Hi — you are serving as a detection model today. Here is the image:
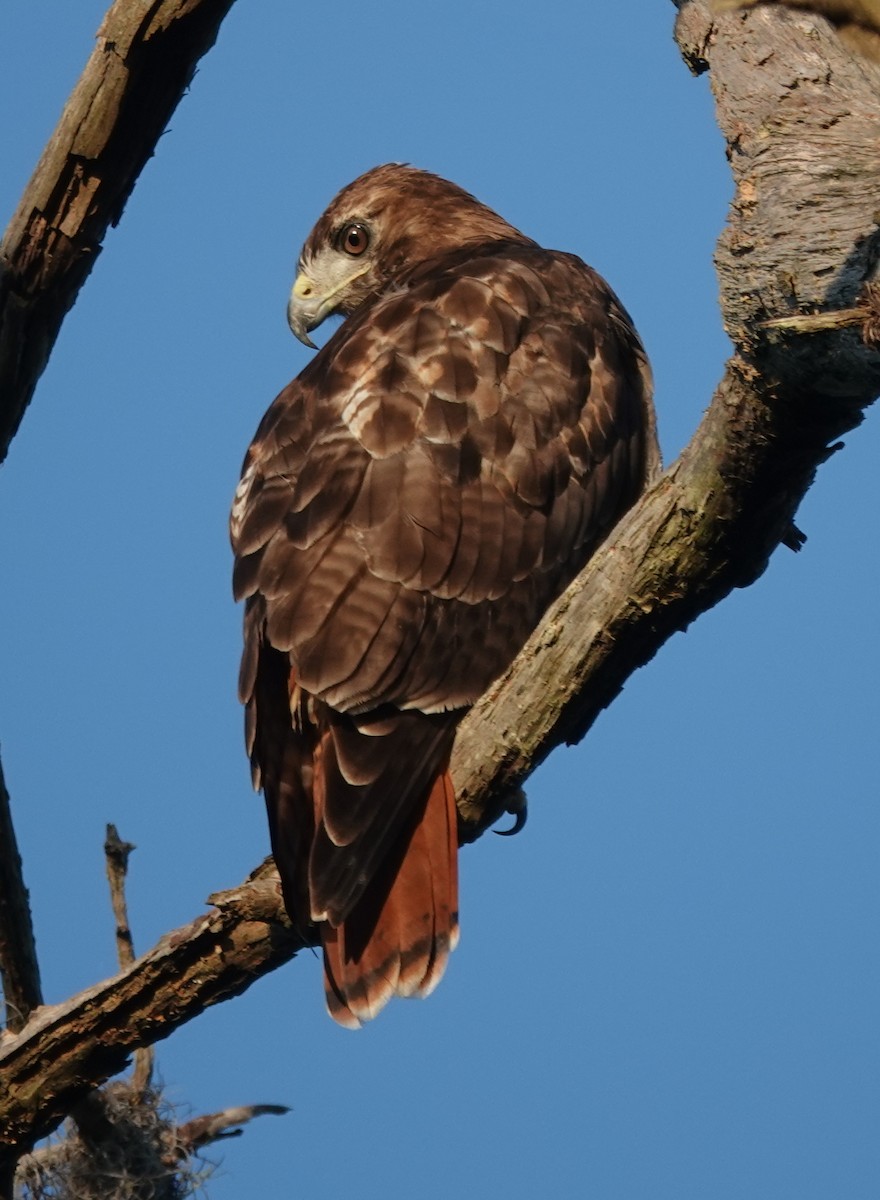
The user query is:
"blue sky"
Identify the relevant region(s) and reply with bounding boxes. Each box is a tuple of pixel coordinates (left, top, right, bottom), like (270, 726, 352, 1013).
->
(2, 2, 878, 1197)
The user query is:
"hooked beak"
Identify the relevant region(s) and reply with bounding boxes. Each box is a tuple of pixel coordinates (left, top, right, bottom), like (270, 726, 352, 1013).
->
(287, 272, 323, 349)
(287, 259, 373, 350)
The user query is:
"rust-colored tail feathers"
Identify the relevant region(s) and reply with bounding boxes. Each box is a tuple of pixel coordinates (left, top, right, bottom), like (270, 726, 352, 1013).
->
(321, 767, 459, 1028)
(252, 649, 462, 1028)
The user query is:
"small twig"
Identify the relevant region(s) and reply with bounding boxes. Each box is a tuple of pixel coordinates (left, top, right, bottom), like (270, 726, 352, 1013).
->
(0, 747, 43, 1034)
(173, 1104, 290, 1157)
(761, 306, 864, 332)
(104, 824, 136, 970)
(49, 831, 156, 1181)
(760, 282, 880, 344)
(103, 823, 153, 1097)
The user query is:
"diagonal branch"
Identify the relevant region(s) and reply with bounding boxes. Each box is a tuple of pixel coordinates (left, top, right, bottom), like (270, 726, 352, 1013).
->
(0, 0, 238, 465)
(2, 343, 877, 1148)
(459, 0, 880, 824)
(0, 861, 300, 1150)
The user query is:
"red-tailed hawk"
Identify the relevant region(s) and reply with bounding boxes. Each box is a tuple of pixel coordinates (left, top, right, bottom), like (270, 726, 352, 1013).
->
(231, 164, 658, 1027)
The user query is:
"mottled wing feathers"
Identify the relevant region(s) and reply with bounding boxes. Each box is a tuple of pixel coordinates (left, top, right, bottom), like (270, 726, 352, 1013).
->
(232, 228, 655, 1025)
(232, 244, 653, 717)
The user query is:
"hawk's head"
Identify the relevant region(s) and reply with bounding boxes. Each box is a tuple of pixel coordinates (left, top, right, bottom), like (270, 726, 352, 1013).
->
(287, 163, 529, 347)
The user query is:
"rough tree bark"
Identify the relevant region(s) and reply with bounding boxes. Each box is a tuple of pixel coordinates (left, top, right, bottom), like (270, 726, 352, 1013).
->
(0, 0, 236, 467)
(0, 0, 878, 1180)
(708, 0, 880, 61)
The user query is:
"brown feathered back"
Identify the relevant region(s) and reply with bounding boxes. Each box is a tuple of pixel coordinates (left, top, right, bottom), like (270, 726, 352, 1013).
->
(231, 165, 659, 1026)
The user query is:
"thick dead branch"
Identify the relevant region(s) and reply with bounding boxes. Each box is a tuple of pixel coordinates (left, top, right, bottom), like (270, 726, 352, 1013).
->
(0, 751, 42, 1035)
(0, 861, 299, 1149)
(0, 0, 238, 465)
(457, 3, 878, 832)
(3, 344, 877, 1146)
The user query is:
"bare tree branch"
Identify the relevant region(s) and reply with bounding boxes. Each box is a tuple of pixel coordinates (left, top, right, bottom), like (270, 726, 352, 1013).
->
(457, 2, 879, 827)
(104, 825, 137, 973)
(1, 861, 300, 1151)
(103, 825, 152, 1098)
(174, 1104, 290, 1154)
(0, 0, 238, 465)
(14, 1094, 289, 1198)
(0, 2, 238, 1181)
(0, 750, 43, 1036)
(7, 833, 289, 1197)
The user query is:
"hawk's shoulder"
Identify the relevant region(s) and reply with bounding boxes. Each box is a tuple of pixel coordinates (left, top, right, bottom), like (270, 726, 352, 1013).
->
(232, 240, 655, 715)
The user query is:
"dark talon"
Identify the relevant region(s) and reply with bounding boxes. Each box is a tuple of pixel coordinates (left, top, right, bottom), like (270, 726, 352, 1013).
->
(495, 804, 528, 837)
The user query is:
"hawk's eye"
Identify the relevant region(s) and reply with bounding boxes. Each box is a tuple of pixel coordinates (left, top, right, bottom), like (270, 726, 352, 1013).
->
(339, 223, 369, 257)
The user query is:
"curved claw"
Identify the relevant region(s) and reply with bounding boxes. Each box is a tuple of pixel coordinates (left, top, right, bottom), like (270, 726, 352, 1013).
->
(494, 791, 528, 837)
(495, 808, 528, 837)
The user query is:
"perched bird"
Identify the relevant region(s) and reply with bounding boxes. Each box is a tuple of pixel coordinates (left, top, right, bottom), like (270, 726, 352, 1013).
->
(230, 164, 659, 1027)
